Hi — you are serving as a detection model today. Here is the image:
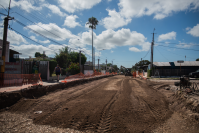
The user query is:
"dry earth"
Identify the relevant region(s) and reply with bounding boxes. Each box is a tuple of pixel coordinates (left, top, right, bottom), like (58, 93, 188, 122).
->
(0, 75, 198, 133)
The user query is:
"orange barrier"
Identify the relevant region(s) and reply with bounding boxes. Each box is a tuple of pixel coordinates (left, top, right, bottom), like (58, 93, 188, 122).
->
(0, 73, 43, 88)
(132, 72, 136, 78)
(61, 71, 118, 83)
(137, 71, 146, 80)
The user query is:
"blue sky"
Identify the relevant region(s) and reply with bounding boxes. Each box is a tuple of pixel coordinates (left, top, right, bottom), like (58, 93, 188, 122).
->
(0, 0, 199, 68)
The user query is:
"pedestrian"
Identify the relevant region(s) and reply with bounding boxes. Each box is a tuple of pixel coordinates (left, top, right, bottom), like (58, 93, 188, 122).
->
(54, 64, 62, 82)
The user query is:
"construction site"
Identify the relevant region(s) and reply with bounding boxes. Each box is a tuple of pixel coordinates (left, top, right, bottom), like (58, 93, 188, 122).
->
(0, 73, 199, 133)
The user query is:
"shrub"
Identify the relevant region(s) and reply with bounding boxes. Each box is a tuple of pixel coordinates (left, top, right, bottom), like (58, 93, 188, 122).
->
(69, 62, 80, 75)
(147, 69, 152, 77)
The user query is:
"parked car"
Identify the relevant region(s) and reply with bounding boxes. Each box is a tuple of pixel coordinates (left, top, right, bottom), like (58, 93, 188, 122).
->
(189, 70, 199, 78)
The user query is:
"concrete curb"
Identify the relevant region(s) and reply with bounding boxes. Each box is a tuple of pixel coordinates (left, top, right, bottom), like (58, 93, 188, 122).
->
(0, 75, 115, 110)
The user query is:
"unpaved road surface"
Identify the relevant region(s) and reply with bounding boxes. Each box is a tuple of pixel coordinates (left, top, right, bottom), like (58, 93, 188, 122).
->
(0, 75, 198, 133)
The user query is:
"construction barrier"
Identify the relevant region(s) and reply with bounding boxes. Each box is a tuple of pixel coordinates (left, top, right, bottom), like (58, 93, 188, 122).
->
(0, 73, 43, 88)
(137, 71, 147, 80)
(61, 71, 117, 83)
(132, 72, 136, 78)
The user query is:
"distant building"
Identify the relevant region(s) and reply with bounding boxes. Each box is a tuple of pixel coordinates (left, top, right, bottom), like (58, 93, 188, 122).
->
(148, 61, 199, 77)
(0, 39, 22, 62)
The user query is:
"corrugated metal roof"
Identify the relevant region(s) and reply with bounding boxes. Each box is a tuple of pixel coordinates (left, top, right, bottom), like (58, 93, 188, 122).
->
(153, 61, 199, 67)
(153, 62, 171, 66)
(174, 61, 199, 66)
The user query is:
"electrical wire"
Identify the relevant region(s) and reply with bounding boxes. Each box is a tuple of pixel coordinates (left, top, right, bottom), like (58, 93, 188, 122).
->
(157, 46, 197, 60)
(142, 48, 150, 59)
(9, 26, 55, 51)
(155, 44, 199, 51)
(14, 12, 61, 39)
(0, 4, 8, 13)
(156, 42, 199, 46)
(155, 47, 170, 62)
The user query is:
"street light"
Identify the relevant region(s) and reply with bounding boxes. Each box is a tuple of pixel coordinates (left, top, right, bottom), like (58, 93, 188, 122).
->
(98, 49, 105, 71)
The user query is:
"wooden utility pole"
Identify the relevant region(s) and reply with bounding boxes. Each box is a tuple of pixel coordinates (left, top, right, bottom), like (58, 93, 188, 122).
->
(150, 28, 156, 76)
(79, 51, 81, 73)
(1, 0, 13, 87)
(98, 59, 99, 72)
(106, 59, 107, 72)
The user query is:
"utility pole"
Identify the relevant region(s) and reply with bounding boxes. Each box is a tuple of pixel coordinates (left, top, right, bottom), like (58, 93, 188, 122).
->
(98, 59, 99, 72)
(79, 51, 81, 73)
(151, 28, 156, 76)
(106, 59, 107, 72)
(1, 0, 13, 87)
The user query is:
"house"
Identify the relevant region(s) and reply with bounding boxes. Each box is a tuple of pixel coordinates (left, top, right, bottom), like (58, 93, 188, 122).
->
(148, 61, 199, 77)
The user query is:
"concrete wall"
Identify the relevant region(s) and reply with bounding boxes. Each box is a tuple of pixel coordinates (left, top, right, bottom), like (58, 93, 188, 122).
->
(84, 70, 93, 75)
(101, 70, 106, 74)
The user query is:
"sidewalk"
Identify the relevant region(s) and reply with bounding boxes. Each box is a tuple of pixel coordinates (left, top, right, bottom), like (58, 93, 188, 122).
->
(0, 75, 108, 93)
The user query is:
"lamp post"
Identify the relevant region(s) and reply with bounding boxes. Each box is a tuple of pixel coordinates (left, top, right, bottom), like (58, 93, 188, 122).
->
(98, 49, 105, 72)
(112, 59, 115, 72)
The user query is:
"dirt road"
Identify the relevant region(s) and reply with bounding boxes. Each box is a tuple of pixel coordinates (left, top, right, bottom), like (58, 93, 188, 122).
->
(0, 75, 198, 133)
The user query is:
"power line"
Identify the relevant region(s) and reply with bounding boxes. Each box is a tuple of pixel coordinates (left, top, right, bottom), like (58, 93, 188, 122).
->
(155, 47, 170, 62)
(156, 42, 199, 46)
(157, 46, 197, 60)
(0, 4, 8, 13)
(155, 44, 199, 51)
(14, 19, 67, 47)
(14, 12, 61, 39)
(142, 48, 150, 59)
(9, 26, 55, 51)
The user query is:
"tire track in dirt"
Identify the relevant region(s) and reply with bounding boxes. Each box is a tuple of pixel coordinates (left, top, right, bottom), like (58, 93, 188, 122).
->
(95, 79, 123, 132)
(131, 78, 172, 128)
(61, 77, 123, 132)
(39, 79, 114, 125)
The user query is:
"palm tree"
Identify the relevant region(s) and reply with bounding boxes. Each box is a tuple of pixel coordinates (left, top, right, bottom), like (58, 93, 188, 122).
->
(86, 17, 99, 70)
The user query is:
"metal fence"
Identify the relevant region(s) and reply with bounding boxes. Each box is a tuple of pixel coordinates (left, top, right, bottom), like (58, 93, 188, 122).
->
(154, 69, 197, 77)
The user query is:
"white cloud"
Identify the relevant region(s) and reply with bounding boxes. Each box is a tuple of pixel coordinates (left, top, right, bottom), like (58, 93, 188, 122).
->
(101, 0, 199, 29)
(111, 50, 114, 53)
(12, 44, 65, 58)
(118, 0, 198, 19)
(101, 9, 131, 29)
(27, 23, 76, 41)
(0, 28, 27, 45)
(186, 24, 199, 37)
(44, 4, 67, 17)
(57, 0, 101, 13)
(39, 40, 50, 44)
(11, 0, 42, 12)
(158, 31, 176, 41)
(70, 28, 151, 52)
(63, 15, 81, 28)
(176, 41, 196, 48)
(30, 36, 38, 42)
(129, 47, 141, 52)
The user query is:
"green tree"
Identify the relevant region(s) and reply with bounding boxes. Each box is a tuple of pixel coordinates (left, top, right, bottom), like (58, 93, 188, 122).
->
(113, 65, 118, 72)
(69, 51, 87, 65)
(107, 63, 112, 67)
(35, 52, 41, 57)
(55, 46, 71, 69)
(86, 17, 99, 69)
(135, 60, 151, 67)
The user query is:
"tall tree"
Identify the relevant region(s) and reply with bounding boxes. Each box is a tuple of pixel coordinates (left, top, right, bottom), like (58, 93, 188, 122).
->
(69, 51, 87, 65)
(35, 52, 41, 57)
(86, 17, 99, 70)
(55, 46, 71, 69)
